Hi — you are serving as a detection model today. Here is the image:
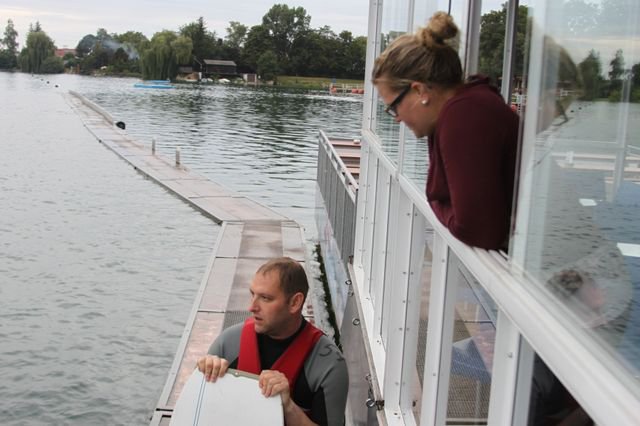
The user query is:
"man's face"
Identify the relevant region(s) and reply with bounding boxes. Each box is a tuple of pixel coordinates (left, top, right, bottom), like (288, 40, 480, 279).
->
(248, 270, 296, 339)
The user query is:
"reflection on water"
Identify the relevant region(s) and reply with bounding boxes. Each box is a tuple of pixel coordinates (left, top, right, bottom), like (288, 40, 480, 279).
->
(0, 73, 362, 425)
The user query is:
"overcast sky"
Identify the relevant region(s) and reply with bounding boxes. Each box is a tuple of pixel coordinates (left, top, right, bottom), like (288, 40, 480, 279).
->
(0, 1, 370, 49)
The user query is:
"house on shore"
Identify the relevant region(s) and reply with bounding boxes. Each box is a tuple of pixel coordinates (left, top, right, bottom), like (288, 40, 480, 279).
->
(203, 60, 237, 78)
(55, 48, 76, 58)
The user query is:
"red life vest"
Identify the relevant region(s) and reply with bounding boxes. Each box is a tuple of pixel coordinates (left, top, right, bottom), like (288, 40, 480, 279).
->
(237, 317, 323, 390)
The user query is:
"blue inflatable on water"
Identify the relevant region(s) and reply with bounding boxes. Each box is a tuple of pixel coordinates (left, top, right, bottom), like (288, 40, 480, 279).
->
(134, 80, 174, 89)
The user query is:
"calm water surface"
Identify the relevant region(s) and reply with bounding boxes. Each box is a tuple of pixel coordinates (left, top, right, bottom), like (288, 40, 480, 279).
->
(0, 72, 362, 425)
(64, 73, 362, 236)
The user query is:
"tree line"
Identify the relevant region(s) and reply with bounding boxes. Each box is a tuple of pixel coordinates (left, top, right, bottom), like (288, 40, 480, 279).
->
(478, 2, 640, 102)
(0, 4, 367, 82)
(4, 0, 638, 100)
(0, 20, 65, 73)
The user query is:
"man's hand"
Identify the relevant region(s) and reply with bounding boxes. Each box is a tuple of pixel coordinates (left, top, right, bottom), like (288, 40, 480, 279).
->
(196, 355, 229, 382)
(259, 370, 318, 425)
(259, 370, 291, 407)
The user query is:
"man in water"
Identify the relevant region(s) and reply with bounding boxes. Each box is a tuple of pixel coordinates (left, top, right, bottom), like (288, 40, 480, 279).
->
(196, 257, 348, 426)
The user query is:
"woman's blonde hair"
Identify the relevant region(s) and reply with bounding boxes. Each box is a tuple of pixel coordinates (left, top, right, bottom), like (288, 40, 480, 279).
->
(372, 11, 462, 90)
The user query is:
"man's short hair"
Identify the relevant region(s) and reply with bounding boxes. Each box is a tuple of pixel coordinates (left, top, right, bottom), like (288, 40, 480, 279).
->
(257, 257, 309, 300)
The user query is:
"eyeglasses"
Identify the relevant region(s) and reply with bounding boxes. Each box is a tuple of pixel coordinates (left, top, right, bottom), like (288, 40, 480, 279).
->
(384, 85, 411, 118)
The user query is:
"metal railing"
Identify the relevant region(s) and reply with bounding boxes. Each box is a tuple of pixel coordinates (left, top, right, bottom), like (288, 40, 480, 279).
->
(317, 130, 359, 268)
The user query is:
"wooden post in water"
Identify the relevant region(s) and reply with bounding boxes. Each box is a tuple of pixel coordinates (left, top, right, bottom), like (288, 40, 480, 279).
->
(175, 147, 181, 166)
(152, 137, 156, 155)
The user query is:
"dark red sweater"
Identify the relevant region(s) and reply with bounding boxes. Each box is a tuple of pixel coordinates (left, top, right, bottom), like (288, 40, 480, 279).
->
(426, 77, 519, 250)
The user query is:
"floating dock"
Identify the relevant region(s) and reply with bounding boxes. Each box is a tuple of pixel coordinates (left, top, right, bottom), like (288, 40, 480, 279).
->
(65, 91, 315, 425)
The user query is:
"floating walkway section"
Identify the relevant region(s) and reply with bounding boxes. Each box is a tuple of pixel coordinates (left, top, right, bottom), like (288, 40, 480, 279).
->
(65, 91, 313, 425)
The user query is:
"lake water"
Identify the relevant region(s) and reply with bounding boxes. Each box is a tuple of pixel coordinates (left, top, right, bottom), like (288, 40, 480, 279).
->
(0, 72, 363, 425)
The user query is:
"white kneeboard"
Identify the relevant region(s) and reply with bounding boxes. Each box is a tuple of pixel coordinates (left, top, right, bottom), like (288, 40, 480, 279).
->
(170, 369, 284, 426)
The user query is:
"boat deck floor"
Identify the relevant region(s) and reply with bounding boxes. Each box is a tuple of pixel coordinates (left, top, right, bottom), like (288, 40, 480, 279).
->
(65, 92, 313, 425)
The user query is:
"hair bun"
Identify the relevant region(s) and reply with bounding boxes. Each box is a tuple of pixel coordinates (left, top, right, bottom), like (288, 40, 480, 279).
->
(419, 11, 458, 47)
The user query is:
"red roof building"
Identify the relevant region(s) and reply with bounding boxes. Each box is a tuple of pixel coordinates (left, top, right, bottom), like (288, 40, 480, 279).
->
(54, 48, 76, 58)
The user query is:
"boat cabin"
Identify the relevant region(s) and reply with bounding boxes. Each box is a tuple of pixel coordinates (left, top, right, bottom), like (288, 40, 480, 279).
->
(316, 0, 640, 425)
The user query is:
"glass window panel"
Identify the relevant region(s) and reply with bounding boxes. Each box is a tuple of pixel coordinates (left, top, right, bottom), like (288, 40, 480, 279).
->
(362, 155, 379, 298)
(374, 0, 411, 163)
(414, 0, 468, 69)
(518, 0, 640, 389)
(401, 0, 469, 194)
(401, 134, 430, 192)
(371, 169, 391, 341)
(445, 252, 496, 424)
(527, 349, 594, 425)
(478, 1, 508, 86)
(402, 226, 435, 423)
(510, 1, 533, 116)
(381, 180, 400, 347)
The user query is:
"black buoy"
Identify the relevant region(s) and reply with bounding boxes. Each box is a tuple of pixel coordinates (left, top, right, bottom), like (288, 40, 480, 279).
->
(115, 121, 126, 130)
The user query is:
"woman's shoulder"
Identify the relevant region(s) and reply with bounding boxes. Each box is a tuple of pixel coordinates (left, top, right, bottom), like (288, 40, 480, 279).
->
(444, 78, 514, 118)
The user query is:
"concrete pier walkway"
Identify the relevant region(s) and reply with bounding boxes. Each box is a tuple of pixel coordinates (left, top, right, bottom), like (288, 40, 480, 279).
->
(65, 92, 313, 425)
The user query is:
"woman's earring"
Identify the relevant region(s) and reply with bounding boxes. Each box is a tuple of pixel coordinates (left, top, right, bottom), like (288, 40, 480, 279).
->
(421, 99, 429, 105)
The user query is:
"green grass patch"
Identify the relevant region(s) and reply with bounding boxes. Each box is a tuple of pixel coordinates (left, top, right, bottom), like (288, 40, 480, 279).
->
(277, 75, 364, 90)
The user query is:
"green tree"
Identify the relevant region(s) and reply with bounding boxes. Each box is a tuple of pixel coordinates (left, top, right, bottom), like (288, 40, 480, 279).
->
(631, 62, 640, 87)
(608, 49, 625, 98)
(0, 19, 19, 69)
(0, 50, 16, 68)
(76, 34, 97, 58)
(256, 50, 279, 81)
(29, 21, 42, 33)
(114, 31, 149, 58)
(113, 47, 129, 63)
(96, 28, 111, 42)
(630, 62, 640, 102)
(171, 36, 194, 64)
(347, 36, 367, 78)
(3, 19, 18, 55)
(221, 21, 248, 65)
(225, 21, 248, 50)
(333, 30, 367, 78)
(261, 4, 311, 70)
(140, 31, 192, 80)
(609, 49, 625, 81)
(20, 26, 56, 73)
(578, 50, 603, 100)
(40, 55, 64, 73)
(479, 5, 528, 83)
(180, 17, 218, 64)
(289, 27, 334, 76)
(243, 24, 274, 70)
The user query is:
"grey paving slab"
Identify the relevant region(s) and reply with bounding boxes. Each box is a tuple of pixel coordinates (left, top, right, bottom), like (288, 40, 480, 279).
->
(165, 179, 237, 199)
(189, 196, 286, 222)
(144, 164, 197, 181)
(167, 311, 225, 407)
(213, 223, 244, 258)
(186, 197, 241, 223)
(107, 143, 153, 158)
(199, 257, 238, 312)
(238, 222, 284, 258)
(282, 221, 306, 261)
